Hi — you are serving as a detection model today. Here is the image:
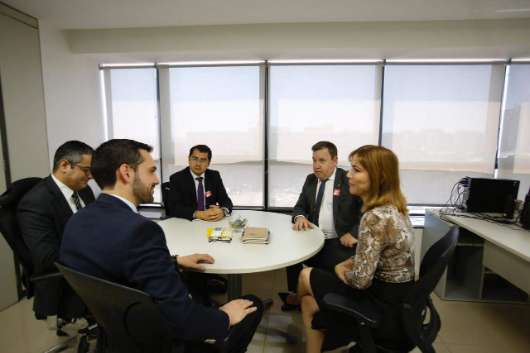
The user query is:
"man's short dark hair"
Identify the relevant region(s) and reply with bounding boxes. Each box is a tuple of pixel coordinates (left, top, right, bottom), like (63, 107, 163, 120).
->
(312, 141, 337, 159)
(189, 145, 212, 161)
(91, 139, 153, 189)
(52, 140, 93, 171)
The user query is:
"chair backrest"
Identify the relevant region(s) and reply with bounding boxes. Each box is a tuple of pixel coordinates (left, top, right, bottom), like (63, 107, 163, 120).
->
(56, 263, 177, 353)
(401, 227, 459, 353)
(418, 226, 459, 292)
(0, 177, 42, 296)
(161, 181, 173, 217)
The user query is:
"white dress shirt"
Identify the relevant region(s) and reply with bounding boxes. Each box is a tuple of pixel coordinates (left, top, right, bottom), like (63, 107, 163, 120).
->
(189, 169, 230, 216)
(51, 174, 85, 213)
(190, 170, 206, 206)
(316, 168, 338, 239)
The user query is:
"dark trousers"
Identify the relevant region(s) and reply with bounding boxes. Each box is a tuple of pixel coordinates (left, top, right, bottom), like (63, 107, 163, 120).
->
(181, 272, 223, 305)
(286, 238, 355, 292)
(183, 295, 264, 353)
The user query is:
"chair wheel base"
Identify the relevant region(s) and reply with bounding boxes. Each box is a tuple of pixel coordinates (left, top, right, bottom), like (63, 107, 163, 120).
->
(77, 336, 89, 353)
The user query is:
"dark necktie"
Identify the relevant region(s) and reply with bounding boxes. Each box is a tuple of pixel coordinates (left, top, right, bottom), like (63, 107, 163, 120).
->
(312, 179, 328, 226)
(72, 192, 82, 211)
(196, 177, 205, 211)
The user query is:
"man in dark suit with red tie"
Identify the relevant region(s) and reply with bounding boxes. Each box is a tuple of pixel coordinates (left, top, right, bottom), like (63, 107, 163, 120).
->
(165, 145, 233, 221)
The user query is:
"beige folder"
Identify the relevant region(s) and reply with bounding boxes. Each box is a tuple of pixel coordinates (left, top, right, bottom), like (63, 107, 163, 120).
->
(241, 227, 270, 244)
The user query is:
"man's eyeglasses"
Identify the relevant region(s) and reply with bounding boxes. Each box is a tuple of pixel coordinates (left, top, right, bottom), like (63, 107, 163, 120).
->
(190, 156, 209, 164)
(74, 164, 91, 174)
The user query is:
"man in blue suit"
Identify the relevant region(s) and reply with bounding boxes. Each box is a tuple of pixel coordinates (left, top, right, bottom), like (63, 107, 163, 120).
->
(60, 139, 262, 352)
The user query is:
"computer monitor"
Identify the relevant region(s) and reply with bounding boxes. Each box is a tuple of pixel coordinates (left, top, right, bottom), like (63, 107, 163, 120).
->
(463, 178, 520, 218)
(521, 187, 530, 229)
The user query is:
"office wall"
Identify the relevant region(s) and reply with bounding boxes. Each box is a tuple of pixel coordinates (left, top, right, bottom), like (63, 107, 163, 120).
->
(66, 19, 530, 58)
(0, 13, 49, 179)
(0, 9, 49, 309)
(0, 130, 12, 310)
(39, 22, 104, 163)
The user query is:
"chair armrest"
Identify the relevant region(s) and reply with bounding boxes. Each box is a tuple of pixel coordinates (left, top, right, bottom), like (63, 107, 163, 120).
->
(322, 293, 382, 328)
(31, 272, 62, 282)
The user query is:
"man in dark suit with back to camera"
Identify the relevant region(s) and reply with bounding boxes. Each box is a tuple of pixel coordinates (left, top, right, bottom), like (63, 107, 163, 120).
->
(17, 140, 95, 319)
(279, 141, 362, 311)
(166, 144, 233, 221)
(60, 139, 262, 353)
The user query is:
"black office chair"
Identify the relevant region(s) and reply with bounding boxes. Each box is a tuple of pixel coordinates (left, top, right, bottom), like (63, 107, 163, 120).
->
(318, 227, 459, 353)
(161, 181, 174, 218)
(0, 177, 42, 298)
(0, 177, 98, 353)
(56, 263, 180, 353)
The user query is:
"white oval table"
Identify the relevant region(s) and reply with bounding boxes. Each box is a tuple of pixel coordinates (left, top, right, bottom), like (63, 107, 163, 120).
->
(158, 210, 325, 299)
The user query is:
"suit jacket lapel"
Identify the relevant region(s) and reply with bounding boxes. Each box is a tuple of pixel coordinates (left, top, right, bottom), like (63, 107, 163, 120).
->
(308, 175, 318, 218)
(332, 168, 343, 218)
(78, 186, 95, 205)
(185, 167, 198, 209)
(203, 170, 209, 197)
(204, 169, 214, 205)
(45, 176, 73, 230)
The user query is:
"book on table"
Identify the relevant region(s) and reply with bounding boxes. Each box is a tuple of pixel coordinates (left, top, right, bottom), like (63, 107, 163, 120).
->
(241, 227, 270, 244)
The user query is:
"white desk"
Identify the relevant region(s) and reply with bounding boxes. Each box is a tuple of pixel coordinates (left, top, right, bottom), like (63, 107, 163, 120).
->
(158, 210, 325, 298)
(423, 211, 530, 302)
(442, 215, 530, 263)
(442, 214, 530, 296)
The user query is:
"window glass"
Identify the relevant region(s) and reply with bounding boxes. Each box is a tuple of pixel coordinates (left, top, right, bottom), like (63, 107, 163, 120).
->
(382, 64, 504, 204)
(107, 68, 161, 202)
(268, 65, 381, 207)
(161, 66, 263, 206)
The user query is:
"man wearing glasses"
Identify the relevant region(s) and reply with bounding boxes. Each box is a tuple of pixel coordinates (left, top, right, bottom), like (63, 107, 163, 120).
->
(18, 140, 95, 319)
(165, 144, 233, 221)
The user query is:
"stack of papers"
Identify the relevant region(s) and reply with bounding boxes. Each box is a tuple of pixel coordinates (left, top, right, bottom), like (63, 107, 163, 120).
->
(241, 227, 270, 244)
(207, 227, 232, 242)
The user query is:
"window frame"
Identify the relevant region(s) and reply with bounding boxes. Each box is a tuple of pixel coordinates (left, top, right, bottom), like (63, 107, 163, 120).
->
(100, 58, 521, 214)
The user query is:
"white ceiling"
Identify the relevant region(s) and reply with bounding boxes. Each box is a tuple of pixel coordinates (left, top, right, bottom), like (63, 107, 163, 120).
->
(4, 0, 530, 29)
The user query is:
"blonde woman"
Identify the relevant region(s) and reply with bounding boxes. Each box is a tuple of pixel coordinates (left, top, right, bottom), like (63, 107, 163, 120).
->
(297, 145, 416, 353)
